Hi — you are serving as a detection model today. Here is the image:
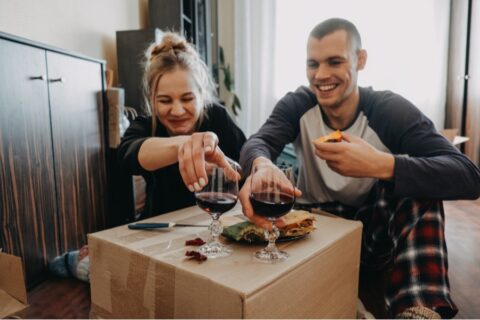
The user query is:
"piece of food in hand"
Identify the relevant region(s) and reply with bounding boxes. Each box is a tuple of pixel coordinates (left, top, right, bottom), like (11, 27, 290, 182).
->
(222, 210, 316, 242)
(315, 129, 343, 143)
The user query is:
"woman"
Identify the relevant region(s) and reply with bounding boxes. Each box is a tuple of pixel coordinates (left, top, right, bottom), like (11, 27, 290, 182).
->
(119, 32, 246, 217)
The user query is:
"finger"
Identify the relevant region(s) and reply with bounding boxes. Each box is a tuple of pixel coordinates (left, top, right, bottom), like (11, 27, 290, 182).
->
(312, 140, 345, 152)
(239, 179, 281, 232)
(239, 176, 254, 218)
(294, 187, 302, 198)
(314, 149, 341, 161)
(178, 144, 195, 192)
(204, 161, 216, 174)
(203, 132, 218, 154)
(227, 159, 243, 177)
(276, 177, 300, 201)
(224, 164, 241, 182)
(278, 182, 297, 196)
(208, 148, 241, 181)
(191, 134, 207, 190)
(340, 131, 355, 142)
(326, 160, 341, 173)
(249, 214, 274, 231)
(222, 156, 242, 182)
(182, 140, 201, 191)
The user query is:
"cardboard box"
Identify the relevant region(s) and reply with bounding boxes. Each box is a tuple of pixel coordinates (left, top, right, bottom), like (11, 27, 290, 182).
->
(89, 206, 362, 318)
(0, 252, 28, 318)
(440, 128, 470, 145)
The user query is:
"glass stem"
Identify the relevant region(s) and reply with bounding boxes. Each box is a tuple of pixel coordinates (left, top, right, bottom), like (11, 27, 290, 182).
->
(265, 224, 280, 252)
(210, 214, 222, 243)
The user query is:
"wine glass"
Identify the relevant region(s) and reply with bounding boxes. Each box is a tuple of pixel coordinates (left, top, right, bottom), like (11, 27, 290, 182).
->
(250, 164, 295, 263)
(195, 163, 239, 258)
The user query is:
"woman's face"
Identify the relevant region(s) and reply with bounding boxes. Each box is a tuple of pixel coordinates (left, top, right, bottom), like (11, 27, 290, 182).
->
(154, 68, 202, 135)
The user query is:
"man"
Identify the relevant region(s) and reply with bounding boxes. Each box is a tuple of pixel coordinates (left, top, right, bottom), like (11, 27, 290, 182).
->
(239, 18, 480, 319)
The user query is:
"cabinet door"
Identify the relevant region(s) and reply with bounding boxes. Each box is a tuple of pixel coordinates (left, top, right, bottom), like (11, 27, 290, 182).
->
(46, 51, 107, 251)
(0, 39, 60, 284)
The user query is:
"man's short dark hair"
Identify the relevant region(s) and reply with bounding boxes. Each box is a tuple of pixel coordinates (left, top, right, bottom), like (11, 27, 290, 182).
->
(309, 18, 362, 52)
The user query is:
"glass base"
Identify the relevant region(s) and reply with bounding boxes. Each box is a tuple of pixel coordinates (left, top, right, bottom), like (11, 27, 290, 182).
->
(254, 248, 289, 263)
(199, 241, 232, 258)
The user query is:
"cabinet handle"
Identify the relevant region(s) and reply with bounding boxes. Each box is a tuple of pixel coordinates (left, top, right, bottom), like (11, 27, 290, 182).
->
(30, 75, 46, 81)
(49, 77, 65, 83)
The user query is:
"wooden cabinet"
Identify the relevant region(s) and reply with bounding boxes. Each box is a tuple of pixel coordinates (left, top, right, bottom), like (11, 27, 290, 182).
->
(47, 51, 107, 249)
(0, 32, 107, 286)
(0, 37, 59, 286)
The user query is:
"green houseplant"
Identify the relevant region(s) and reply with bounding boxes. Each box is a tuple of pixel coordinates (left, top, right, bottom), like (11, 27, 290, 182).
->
(218, 46, 242, 116)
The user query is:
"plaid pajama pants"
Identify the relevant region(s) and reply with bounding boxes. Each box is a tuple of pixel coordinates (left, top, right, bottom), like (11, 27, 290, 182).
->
(296, 182, 458, 318)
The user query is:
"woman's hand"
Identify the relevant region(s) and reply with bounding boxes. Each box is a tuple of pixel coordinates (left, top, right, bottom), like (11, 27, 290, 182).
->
(178, 132, 240, 192)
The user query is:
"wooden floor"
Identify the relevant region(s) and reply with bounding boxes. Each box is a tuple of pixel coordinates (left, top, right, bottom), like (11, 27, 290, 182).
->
(27, 277, 91, 319)
(26, 199, 480, 319)
(443, 199, 480, 318)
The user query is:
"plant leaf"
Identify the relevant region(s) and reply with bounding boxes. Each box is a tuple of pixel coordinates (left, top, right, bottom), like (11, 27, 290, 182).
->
(233, 94, 241, 110)
(218, 46, 241, 115)
(219, 46, 225, 65)
(223, 66, 232, 90)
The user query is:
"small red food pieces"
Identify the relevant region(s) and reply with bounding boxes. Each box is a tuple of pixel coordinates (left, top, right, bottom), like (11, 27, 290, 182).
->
(185, 250, 207, 261)
(185, 238, 207, 261)
(185, 237, 206, 246)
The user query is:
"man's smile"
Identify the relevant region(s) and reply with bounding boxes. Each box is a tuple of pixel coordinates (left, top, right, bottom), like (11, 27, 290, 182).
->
(315, 83, 339, 92)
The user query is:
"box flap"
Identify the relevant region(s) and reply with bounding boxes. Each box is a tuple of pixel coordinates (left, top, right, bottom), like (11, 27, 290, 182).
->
(440, 128, 469, 145)
(0, 289, 28, 318)
(0, 252, 27, 304)
(440, 129, 458, 143)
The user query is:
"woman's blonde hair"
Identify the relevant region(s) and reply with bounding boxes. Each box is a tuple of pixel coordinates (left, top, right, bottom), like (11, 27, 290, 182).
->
(142, 32, 217, 134)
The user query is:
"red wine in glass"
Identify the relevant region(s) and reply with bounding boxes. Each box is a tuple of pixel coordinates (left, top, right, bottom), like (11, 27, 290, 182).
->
(250, 164, 296, 263)
(250, 192, 294, 219)
(195, 192, 237, 215)
(195, 164, 239, 258)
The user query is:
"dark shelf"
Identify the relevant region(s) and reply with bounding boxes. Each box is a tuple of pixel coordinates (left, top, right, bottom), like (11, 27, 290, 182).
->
(182, 13, 192, 24)
(117, 0, 218, 114)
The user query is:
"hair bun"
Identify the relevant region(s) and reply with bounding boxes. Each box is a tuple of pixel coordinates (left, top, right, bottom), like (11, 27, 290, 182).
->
(149, 33, 189, 60)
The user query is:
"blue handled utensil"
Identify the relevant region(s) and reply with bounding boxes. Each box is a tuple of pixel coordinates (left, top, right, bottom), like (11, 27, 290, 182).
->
(128, 222, 209, 230)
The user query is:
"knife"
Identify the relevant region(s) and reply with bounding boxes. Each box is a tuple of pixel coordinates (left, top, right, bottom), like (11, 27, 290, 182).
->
(128, 222, 209, 230)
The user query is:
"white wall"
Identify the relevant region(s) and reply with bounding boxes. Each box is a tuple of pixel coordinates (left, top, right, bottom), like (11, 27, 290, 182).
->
(218, 1, 450, 130)
(0, 0, 148, 85)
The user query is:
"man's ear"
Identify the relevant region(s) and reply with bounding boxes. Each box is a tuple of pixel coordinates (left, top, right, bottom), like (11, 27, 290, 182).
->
(356, 49, 367, 70)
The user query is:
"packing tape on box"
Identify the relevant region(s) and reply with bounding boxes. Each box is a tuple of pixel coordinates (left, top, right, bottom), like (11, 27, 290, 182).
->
(90, 233, 183, 318)
(90, 209, 218, 318)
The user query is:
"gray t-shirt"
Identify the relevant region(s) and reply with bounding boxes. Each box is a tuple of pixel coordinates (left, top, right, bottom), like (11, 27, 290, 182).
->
(295, 103, 390, 206)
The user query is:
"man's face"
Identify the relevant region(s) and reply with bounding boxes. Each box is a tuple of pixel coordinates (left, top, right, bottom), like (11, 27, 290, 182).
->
(306, 30, 364, 110)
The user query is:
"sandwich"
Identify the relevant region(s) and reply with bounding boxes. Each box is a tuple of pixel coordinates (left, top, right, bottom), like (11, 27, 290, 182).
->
(222, 210, 316, 243)
(281, 210, 317, 236)
(314, 129, 343, 143)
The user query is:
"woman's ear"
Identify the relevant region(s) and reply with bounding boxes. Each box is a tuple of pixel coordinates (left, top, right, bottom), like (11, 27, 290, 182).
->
(357, 49, 367, 70)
